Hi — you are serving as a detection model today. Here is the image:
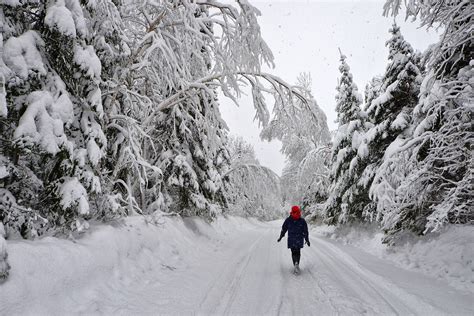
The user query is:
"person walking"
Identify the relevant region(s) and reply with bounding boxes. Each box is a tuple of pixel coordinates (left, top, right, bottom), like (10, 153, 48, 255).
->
(277, 205, 310, 274)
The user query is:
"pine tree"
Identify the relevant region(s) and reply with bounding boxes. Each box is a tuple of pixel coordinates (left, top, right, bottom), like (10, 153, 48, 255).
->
(325, 53, 368, 224)
(365, 24, 420, 126)
(152, 93, 230, 218)
(0, 0, 124, 236)
(83, 0, 137, 218)
(364, 75, 383, 110)
(361, 24, 422, 227)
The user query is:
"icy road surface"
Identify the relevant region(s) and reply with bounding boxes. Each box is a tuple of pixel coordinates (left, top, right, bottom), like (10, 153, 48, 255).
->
(1, 217, 473, 315)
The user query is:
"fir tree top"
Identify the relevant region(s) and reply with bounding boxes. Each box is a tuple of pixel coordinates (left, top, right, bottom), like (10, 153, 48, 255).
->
(385, 23, 415, 79)
(366, 23, 421, 124)
(335, 52, 363, 125)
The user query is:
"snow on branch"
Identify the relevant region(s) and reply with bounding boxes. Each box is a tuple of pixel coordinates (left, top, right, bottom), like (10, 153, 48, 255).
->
(123, 0, 308, 130)
(144, 71, 307, 129)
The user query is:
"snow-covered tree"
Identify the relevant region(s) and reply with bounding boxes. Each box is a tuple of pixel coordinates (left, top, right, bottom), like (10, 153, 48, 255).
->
(118, 0, 308, 218)
(325, 53, 369, 224)
(362, 24, 422, 224)
(151, 94, 230, 218)
(297, 145, 332, 221)
(380, 0, 474, 237)
(365, 24, 420, 126)
(0, 0, 116, 236)
(223, 136, 282, 220)
(227, 136, 259, 166)
(262, 73, 330, 161)
(261, 73, 331, 214)
(1, 0, 309, 234)
(85, 0, 144, 219)
(364, 75, 383, 109)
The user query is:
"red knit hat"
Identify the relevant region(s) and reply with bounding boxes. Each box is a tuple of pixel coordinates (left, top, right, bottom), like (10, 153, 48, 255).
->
(290, 205, 301, 220)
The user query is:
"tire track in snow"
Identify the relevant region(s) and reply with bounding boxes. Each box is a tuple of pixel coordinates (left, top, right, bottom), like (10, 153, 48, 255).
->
(305, 264, 340, 315)
(314, 240, 408, 314)
(277, 261, 295, 315)
(311, 237, 440, 315)
(316, 248, 400, 314)
(275, 236, 335, 316)
(309, 246, 393, 313)
(218, 227, 283, 315)
(275, 242, 289, 316)
(221, 234, 263, 315)
(252, 232, 285, 315)
(198, 228, 267, 315)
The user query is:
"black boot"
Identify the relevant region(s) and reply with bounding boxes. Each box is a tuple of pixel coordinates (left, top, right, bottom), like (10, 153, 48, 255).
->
(291, 248, 300, 266)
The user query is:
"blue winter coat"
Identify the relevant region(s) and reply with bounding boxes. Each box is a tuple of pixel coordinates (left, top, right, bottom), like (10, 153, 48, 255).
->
(280, 216, 309, 249)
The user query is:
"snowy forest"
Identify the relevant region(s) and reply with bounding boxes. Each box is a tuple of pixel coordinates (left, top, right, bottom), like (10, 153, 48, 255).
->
(0, 0, 472, 305)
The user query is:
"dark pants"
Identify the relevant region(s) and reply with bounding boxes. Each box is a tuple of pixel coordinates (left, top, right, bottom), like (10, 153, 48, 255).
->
(291, 248, 301, 265)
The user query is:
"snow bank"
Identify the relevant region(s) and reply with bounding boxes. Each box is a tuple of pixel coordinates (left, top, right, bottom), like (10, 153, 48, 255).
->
(313, 224, 474, 293)
(0, 214, 266, 315)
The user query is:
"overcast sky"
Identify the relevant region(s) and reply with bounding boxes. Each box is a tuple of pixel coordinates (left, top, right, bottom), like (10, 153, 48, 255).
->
(219, 0, 439, 176)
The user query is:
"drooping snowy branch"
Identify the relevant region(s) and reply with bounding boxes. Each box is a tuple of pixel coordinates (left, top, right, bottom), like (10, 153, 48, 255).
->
(257, 73, 331, 217)
(223, 136, 282, 220)
(116, 0, 312, 218)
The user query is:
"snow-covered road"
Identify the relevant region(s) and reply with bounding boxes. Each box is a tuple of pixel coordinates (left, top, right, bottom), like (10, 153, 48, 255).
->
(1, 217, 473, 315)
(150, 221, 473, 316)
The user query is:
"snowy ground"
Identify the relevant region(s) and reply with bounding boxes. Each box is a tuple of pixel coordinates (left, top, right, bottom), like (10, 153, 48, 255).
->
(1, 215, 473, 315)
